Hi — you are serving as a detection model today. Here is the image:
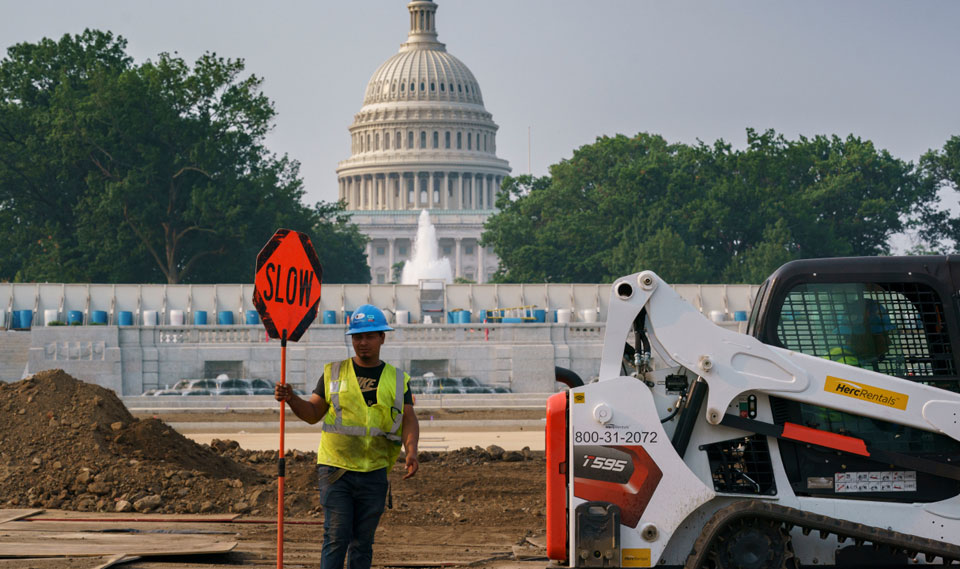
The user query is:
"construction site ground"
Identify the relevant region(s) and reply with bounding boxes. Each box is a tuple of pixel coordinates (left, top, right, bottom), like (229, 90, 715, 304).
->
(0, 370, 550, 568)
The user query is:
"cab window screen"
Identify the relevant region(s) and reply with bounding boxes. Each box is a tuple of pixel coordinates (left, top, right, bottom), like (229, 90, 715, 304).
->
(776, 282, 956, 387)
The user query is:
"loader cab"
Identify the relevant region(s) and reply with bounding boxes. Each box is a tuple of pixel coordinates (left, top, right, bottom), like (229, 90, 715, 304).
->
(749, 255, 960, 502)
(750, 255, 960, 390)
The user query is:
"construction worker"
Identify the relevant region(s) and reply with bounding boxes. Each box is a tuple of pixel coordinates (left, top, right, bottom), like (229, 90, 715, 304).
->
(826, 297, 895, 368)
(274, 304, 419, 569)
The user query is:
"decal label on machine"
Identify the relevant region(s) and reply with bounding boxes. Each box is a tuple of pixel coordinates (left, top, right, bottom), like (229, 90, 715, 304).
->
(573, 392, 585, 404)
(574, 445, 635, 483)
(574, 430, 658, 444)
(835, 471, 916, 493)
(824, 376, 908, 410)
(622, 548, 652, 567)
(573, 444, 663, 529)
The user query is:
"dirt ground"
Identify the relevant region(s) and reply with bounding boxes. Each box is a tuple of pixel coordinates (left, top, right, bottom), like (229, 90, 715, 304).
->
(0, 370, 548, 568)
(137, 407, 546, 424)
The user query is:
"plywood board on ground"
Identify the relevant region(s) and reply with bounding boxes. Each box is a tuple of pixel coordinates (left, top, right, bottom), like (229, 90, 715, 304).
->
(26, 510, 241, 521)
(0, 509, 43, 524)
(0, 530, 236, 558)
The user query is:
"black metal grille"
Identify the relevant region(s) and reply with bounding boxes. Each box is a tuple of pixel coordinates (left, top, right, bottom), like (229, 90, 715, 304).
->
(776, 281, 957, 390)
(702, 435, 776, 495)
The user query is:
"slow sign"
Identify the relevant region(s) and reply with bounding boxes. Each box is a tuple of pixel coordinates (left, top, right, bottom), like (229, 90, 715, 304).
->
(253, 229, 323, 342)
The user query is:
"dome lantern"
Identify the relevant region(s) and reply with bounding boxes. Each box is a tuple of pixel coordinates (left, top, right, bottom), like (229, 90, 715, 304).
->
(403, 0, 442, 50)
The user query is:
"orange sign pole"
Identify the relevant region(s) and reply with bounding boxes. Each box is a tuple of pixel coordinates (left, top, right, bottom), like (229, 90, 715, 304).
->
(277, 330, 287, 569)
(253, 228, 323, 569)
(278, 331, 287, 569)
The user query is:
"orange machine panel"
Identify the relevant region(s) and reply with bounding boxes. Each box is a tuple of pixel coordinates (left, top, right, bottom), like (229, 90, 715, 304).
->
(545, 392, 569, 561)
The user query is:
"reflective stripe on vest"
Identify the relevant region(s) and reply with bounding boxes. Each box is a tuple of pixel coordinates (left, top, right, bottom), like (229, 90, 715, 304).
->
(320, 360, 405, 441)
(370, 367, 405, 442)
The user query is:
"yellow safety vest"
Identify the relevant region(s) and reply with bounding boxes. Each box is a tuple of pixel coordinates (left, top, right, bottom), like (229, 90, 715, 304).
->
(317, 359, 408, 472)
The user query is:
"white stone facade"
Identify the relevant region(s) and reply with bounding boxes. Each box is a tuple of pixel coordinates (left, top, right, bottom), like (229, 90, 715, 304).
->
(336, 0, 511, 284)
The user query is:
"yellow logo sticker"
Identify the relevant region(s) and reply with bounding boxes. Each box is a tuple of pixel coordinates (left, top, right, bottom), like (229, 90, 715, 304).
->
(573, 393, 585, 404)
(622, 548, 652, 567)
(824, 376, 908, 411)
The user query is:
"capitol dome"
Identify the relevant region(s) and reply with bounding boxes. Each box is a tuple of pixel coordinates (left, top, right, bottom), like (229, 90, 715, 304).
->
(363, 42, 484, 107)
(337, 0, 510, 285)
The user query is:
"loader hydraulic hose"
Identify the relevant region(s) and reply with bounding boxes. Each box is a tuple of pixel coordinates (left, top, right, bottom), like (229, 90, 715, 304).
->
(555, 366, 583, 389)
(671, 377, 707, 458)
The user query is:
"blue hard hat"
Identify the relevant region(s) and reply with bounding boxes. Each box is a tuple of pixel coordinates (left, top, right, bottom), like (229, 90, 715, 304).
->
(346, 304, 394, 335)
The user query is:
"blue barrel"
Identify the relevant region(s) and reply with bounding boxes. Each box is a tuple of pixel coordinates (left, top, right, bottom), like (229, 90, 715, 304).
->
(91, 310, 108, 325)
(10, 311, 20, 330)
(533, 309, 546, 323)
(18, 309, 33, 329)
(446, 311, 456, 324)
(734, 310, 748, 322)
(503, 317, 523, 323)
(193, 310, 208, 325)
(323, 310, 337, 324)
(245, 310, 260, 325)
(457, 310, 471, 324)
(68, 310, 83, 325)
(118, 311, 134, 326)
(218, 311, 234, 325)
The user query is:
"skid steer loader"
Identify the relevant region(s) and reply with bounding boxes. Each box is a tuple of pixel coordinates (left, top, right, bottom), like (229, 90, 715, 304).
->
(546, 256, 960, 568)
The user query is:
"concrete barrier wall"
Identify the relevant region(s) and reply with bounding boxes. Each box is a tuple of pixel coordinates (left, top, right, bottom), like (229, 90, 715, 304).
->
(13, 319, 747, 396)
(0, 281, 759, 328)
(1, 280, 757, 396)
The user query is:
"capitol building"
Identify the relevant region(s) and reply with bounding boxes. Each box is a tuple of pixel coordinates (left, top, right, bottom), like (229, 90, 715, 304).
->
(336, 0, 511, 284)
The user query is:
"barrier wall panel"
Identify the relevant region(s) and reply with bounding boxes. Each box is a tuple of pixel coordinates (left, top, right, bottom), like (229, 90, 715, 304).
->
(37, 284, 64, 323)
(189, 285, 216, 321)
(138, 285, 165, 312)
(163, 286, 191, 325)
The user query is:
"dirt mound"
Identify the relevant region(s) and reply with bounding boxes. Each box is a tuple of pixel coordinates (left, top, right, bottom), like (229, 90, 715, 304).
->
(0, 370, 265, 514)
(0, 370, 546, 528)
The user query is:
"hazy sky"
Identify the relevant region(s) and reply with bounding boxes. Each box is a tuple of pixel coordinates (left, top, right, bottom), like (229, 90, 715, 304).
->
(3, 0, 959, 214)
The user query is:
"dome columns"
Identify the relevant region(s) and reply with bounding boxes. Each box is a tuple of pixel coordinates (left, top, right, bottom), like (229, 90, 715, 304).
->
(340, 170, 504, 211)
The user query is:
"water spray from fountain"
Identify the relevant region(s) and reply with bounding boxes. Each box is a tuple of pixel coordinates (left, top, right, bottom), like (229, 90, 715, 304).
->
(401, 210, 453, 285)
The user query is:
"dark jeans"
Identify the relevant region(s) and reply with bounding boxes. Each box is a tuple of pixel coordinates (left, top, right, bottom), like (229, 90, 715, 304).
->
(316, 465, 388, 569)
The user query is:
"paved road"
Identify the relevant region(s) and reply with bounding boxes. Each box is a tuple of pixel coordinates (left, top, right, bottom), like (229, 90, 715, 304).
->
(185, 429, 545, 452)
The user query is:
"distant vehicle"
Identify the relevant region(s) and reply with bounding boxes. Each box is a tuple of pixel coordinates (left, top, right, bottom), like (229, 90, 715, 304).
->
(153, 389, 181, 396)
(173, 379, 217, 391)
(460, 376, 481, 387)
(465, 386, 494, 394)
(251, 379, 273, 390)
(492, 386, 511, 393)
(182, 389, 213, 396)
(216, 388, 251, 396)
(217, 378, 252, 391)
(436, 377, 465, 393)
(408, 377, 434, 394)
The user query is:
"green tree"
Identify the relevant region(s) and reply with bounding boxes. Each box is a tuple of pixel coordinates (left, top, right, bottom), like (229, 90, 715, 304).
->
(917, 136, 960, 252)
(0, 30, 369, 284)
(0, 30, 133, 281)
(309, 201, 371, 284)
(484, 130, 931, 284)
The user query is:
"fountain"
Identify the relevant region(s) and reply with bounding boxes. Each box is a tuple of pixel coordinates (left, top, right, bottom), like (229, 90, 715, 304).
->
(401, 210, 453, 284)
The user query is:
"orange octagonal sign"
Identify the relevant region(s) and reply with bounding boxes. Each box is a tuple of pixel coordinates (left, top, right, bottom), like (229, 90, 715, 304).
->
(253, 229, 323, 342)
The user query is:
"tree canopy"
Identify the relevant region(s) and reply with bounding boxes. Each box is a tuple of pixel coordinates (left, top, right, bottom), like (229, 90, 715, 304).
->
(483, 130, 936, 284)
(0, 30, 369, 284)
(916, 135, 960, 253)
